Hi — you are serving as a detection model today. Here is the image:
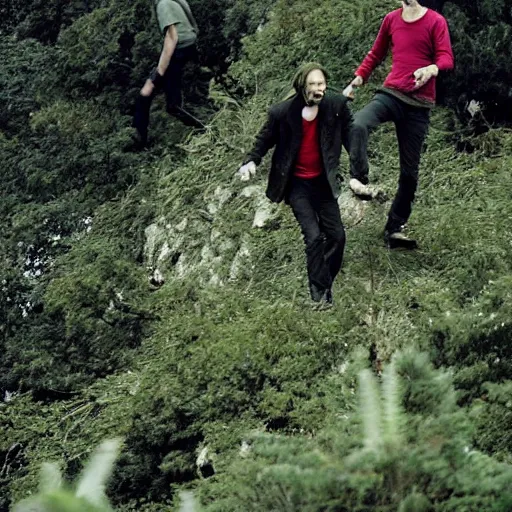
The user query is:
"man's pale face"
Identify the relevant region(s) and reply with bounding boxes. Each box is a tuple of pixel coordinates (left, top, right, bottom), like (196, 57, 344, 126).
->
(305, 69, 327, 106)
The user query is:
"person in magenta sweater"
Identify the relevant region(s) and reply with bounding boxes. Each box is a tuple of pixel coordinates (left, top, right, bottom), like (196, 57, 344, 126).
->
(343, 0, 454, 248)
(237, 63, 353, 306)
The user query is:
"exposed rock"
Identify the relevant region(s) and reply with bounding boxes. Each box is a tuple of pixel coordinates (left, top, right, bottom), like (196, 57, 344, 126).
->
(240, 184, 277, 228)
(196, 446, 215, 478)
(210, 228, 222, 242)
(211, 229, 235, 254)
(230, 237, 251, 281)
(143, 181, 274, 286)
(144, 221, 167, 267)
(208, 273, 223, 287)
(240, 185, 264, 198)
(239, 440, 252, 458)
(206, 186, 232, 215)
(253, 200, 275, 228)
(197, 244, 224, 287)
(156, 242, 171, 264)
(149, 269, 165, 288)
(3, 391, 17, 403)
(175, 218, 188, 232)
(337, 191, 370, 228)
(175, 253, 190, 278)
(145, 218, 191, 284)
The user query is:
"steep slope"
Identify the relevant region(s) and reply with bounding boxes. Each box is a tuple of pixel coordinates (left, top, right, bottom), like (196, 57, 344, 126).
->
(2, 0, 512, 511)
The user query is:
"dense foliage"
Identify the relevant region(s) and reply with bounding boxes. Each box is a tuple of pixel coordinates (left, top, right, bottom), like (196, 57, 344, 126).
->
(1, 0, 512, 510)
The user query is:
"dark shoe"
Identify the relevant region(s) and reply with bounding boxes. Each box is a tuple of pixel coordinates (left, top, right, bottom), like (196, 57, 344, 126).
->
(310, 284, 334, 310)
(312, 291, 334, 311)
(124, 128, 148, 152)
(385, 230, 417, 250)
(310, 283, 325, 302)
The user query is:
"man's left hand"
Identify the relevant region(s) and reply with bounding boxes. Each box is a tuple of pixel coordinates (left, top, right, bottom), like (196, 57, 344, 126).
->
(413, 64, 438, 89)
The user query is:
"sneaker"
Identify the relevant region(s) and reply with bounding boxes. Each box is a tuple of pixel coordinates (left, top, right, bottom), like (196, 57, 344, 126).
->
(349, 178, 388, 202)
(349, 178, 373, 199)
(385, 230, 417, 250)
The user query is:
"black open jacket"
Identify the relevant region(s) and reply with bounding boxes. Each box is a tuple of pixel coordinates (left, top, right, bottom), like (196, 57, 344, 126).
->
(246, 91, 353, 203)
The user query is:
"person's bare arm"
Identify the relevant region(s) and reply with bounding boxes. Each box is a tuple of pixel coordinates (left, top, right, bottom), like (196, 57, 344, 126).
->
(157, 24, 178, 76)
(141, 25, 179, 96)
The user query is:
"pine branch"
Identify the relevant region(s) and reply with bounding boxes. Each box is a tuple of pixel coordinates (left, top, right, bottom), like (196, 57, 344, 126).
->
(75, 438, 122, 507)
(39, 463, 63, 493)
(382, 360, 403, 446)
(358, 369, 382, 452)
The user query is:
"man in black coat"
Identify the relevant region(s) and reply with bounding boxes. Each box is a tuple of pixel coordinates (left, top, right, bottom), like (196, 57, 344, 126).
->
(237, 62, 353, 305)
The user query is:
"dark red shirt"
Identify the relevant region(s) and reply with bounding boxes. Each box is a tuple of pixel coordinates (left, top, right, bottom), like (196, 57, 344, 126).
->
(294, 116, 323, 179)
(355, 8, 454, 104)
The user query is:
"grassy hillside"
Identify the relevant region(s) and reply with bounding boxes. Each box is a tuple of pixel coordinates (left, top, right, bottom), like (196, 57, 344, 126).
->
(1, 0, 512, 510)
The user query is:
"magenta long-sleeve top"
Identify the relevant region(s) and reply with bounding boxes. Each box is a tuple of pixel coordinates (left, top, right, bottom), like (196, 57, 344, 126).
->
(355, 8, 454, 104)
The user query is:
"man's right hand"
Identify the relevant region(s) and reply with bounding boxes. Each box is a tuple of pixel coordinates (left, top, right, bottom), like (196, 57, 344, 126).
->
(141, 68, 165, 97)
(141, 79, 155, 97)
(237, 161, 256, 181)
(342, 75, 364, 99)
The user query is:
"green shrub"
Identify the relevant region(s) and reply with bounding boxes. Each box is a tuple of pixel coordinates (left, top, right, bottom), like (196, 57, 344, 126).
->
(199, 352, 512, 511)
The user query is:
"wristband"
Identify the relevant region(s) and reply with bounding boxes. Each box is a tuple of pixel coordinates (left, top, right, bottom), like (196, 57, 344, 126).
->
(149, 68, 164, 89)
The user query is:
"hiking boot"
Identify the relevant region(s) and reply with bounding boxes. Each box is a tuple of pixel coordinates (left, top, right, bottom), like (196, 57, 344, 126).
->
(385, 230, 418, 250)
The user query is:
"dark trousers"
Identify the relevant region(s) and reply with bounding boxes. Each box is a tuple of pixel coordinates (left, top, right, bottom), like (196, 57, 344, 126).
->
(287, 175, 346, 298)
(133, 44, 197, 141)
(349, 92, 430, 233)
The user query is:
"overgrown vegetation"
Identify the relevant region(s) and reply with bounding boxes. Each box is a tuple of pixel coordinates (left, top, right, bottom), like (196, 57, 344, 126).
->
(1, 0, 512, 510)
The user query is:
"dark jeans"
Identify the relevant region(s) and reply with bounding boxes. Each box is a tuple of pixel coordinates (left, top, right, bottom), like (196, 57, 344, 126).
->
(287, 175, 346, 299)
(133, 44, 198, 141)
(349, 92, 430, 233)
